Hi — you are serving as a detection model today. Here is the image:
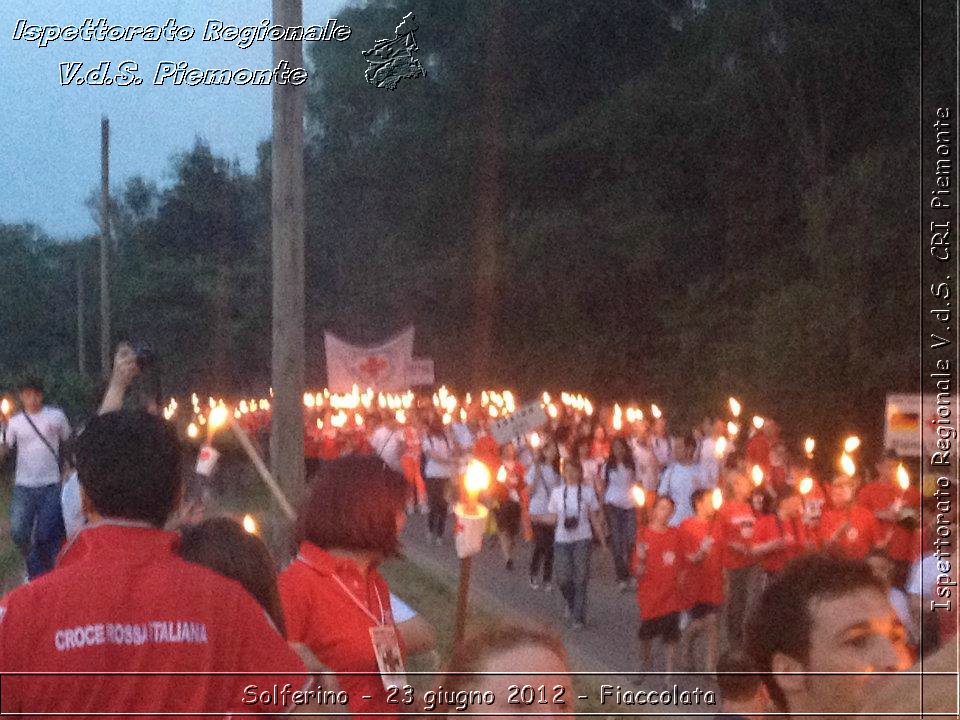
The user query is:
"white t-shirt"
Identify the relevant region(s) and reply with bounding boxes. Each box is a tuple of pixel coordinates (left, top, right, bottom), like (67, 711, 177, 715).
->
(658, 462, 704, 527)
(698, 437, 722, 489)
(602, 463, 637, 509)
(370, 425, 405, 473)
(907, 553, 943, 599)
(525, 463, 561, 517)
(581, 457, 603, 490)
(548, 483, 599, 544)
(4, 407, 70, 487)
(450, 422, 475, 453)
(629, 439, 659, 493)
(421, 434, 454, 479)
(61, 472, 85, 539)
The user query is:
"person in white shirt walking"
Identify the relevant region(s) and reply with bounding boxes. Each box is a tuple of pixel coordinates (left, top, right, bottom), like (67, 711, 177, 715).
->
(421, 416, 457, 544)
(0, 377, 71, 579)
(658, 435, 705, 527)
(545, 457, 603, 629)
(525, 442, 561, 590)
(602, 437, 640, 590)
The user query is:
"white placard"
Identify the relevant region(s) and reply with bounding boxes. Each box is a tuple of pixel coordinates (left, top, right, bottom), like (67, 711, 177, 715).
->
(490, 401, 548, 445)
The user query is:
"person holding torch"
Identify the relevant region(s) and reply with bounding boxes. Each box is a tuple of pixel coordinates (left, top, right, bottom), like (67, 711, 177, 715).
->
(817, 456, 881, 561)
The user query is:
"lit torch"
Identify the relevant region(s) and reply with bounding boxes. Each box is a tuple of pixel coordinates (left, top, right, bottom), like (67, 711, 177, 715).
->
(804, 437, 815, 459)
(728, 397, 741, 418)
(631, 485, 646, 508)
(751, 464, 764, 487)
(242, 514, 259, 535)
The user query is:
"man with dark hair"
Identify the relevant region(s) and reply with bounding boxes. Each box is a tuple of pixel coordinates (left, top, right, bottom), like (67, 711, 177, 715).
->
(0, 410, 320, 716)
(0, 376, 71, 578)
(746, 553, 911, 718)
(713, 651, 768, 720)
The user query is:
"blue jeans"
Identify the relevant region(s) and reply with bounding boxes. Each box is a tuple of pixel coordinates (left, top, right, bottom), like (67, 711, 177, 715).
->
(10, 483, 65, 579)
(605, 505, 637, 582)
(554, 539, 591, 624)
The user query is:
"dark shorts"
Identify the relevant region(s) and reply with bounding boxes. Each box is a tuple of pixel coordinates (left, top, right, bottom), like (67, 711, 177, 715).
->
(689, 602, 721, 620)
(494, 501, 521, 536)
(638, 612, 680, 643)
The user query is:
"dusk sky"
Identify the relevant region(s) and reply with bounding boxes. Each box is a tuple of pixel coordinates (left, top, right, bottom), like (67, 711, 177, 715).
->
(0, 0, 344, 240)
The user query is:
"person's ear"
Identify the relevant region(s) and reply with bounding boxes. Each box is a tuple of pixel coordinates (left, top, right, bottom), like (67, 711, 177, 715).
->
(771, 651, 806, 700)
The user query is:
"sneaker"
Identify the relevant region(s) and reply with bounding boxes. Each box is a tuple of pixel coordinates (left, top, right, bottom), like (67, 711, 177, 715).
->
(529, 577, 541, 590)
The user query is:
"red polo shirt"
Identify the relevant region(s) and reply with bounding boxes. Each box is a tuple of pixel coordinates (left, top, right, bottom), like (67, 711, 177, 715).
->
(717, 500, 758, 570)
(280, 542, 403, 720)
(0, 523, 306, 716)
(858, 481, 922, 563)
(752, 514, 809, 573)
(818, 505, 880, 560)
(678, 516, 724, 607)
(634, 526, 683, 621)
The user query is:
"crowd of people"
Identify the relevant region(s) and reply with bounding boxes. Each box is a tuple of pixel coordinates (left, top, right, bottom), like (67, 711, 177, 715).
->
(0, 347, 956, 719)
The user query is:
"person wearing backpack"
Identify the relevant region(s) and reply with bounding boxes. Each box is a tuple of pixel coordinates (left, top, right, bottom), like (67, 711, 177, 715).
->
(0, 377, 71, 579)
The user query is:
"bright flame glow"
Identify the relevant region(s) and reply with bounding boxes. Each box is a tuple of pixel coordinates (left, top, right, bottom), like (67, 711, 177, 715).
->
(612, 414, 623, 431)
(542, 392, 551, 405)
(751, 465, 764, 487)
(497, 465, 507, 484)
(187, 422, 199, 439)
(896, 464, 910, 492)
(714, 436, 728, 458)
(840, 453, 856, 477)
(799, 477, 814, 495)
(711, 487, 723, 511)
(395, 410, 406, 424)
(631, 485, 646, 507)
(651, 404, 662, 419)
(529, 432, 541, 449)
(728, 397, 741, 418)
(464, 460, 491, 496)
(752, 416, 764, 430)
(844, 436, 861, 453)
(804, 437, 815, 458)
(442, 412, 452, 425)
(242, 514, 259, 535)
(0, 398, 10, 416)
(208, 405, 229, 432)
(547, 404, 559, 419)
(303, 393, 315, 408)
(727, 421, 739, 436)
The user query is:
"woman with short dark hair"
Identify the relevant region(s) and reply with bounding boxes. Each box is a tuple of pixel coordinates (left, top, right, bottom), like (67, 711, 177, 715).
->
(279, 455, 411, 720)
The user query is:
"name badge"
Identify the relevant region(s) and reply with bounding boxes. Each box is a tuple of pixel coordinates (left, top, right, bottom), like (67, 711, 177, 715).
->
(369, 625, 406, 691)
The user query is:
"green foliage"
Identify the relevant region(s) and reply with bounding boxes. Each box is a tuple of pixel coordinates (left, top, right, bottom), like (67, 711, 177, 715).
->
(1, 2, 917, 446)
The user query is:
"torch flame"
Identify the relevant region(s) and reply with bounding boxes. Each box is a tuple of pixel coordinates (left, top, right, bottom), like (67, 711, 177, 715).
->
(728, 397, 741, 418)
(711, 487, 723, 511)
(529, 432, 542, 449)
(612, 414, 623, 431)
(242, 514, 259, 535)
(208, 405, 229, 432)
(547, 403, 559, 419)
(896, 463, 910, 491)
(714, 436, 728, 458)
(631, 485, 646, 507)
(497, 465, 507, 484)
(839, 453, 856, 477)
(0, 398, 10, 416)
(799, 477, 814, 495)
(804, 437, 815, 458)
(752, 416, 765, 430)
(442, 412, 452, 426)
(843, 436, 861, 453)
(727, 421, 739, 436)
(395, 410, 407, 424)
(651, 404, 662, 419)
(751, 464, 764, 487)
(187, 422, 199, 439)
(303, 393, 315, 408)
(465, 460, 491, 496)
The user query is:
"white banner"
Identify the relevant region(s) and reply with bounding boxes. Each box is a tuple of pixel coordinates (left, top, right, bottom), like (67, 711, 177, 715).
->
(405, 358, 435, 386)
(490, 401, 549, 445)
(324, 327, 416, 392)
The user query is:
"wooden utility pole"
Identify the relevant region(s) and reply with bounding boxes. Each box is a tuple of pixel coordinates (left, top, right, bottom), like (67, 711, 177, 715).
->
(77, 249, 86, 377)
(99, 117, 111, 378)
(270, 0, 306, 499)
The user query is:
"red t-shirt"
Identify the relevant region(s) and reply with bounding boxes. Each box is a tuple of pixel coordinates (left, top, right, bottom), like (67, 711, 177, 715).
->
(817, 505, 880, 560)
(746, 433, 771, 470)
(678, 517, 724, 607)
(718, 500, 758, 569)
(0, 524, 306, 716)
(858, 482, 922, 563)
(752, 514, 809, 573)
(634, 526, 683, 621)
(280, 542, 404, 720)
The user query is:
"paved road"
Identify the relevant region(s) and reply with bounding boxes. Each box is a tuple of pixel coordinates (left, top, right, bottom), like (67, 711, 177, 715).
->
(399, 511, 717, 694)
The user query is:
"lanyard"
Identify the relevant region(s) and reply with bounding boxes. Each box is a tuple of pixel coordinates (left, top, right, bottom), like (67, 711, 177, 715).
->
(297, 554, 387, 626)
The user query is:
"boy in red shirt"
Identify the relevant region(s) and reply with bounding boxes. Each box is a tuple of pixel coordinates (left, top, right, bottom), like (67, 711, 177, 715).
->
(818, 474, 881, 560)
(752, 489, 812, 583)
(717, 469, 759, 649)
(858, 453, 921, 587)
(678, 489, 723, 673)
(634, 495, 682, 674)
